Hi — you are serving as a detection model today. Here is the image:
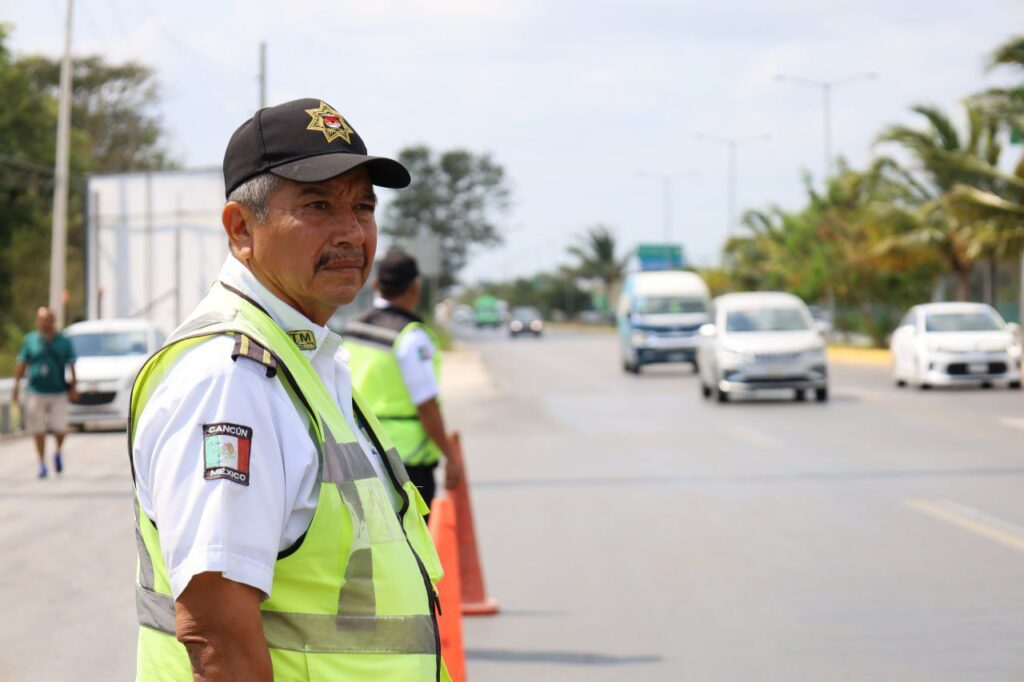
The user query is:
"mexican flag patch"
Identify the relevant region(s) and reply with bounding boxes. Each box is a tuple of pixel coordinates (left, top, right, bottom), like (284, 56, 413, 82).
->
(203, 422, 252, 486)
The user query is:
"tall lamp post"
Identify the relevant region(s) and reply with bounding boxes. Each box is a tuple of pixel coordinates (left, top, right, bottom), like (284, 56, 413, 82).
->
(636, 170, 698, 242)
(775, 72, 877, 185)
(694, 133, 770, 236)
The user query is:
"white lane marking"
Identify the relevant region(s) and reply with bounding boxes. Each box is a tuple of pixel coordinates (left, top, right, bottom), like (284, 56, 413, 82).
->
(904, 498, 1024, 555)
(725, 424, 785, 450)
(996, 417, 1024, 432)
(835, 386, 889, 402)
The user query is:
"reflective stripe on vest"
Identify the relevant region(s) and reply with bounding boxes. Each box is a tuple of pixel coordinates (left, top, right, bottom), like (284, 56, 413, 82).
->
(344, 318, 443, 466)
(129, 283, 448, 681)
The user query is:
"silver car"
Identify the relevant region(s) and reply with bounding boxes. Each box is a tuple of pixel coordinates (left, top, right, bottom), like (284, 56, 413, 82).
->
(698, 292, 829, 403)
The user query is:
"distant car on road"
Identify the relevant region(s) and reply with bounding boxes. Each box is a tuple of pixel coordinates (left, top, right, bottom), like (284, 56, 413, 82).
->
(65, 319, 164, 428)
(890, 302, 1022, 390)
(697, 292, 829, 403)
(508, 306, 544, 338)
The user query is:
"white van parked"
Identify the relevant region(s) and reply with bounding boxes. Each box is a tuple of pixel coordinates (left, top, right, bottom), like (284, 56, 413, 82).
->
(617, 270, 711, 373)
(65, 319, 164, 428)
(697, 292, 829, 402)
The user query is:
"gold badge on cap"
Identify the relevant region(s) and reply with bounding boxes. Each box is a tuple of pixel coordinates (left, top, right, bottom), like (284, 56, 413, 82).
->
(305, 102, 355, 144)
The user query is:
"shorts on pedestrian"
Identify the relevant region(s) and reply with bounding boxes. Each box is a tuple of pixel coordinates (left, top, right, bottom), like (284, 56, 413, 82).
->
(25, 392, 69, 435)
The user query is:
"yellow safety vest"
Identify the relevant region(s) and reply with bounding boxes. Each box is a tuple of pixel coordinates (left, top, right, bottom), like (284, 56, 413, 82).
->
(129, 282, 449, 681)
(344, 307, 443, 467)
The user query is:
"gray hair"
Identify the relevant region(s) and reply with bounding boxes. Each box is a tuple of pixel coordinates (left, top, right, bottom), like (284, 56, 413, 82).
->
(227, 173, 283, 222)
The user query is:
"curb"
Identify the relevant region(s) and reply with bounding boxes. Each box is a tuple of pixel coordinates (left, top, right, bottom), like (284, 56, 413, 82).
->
(827, 347, 890, 367)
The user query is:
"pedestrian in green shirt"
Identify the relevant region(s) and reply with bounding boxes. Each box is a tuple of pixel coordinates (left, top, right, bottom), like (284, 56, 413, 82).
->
(13, 307, 78, 478)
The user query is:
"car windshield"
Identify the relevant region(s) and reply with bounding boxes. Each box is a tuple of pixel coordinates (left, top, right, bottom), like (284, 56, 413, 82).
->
(925, 311, 1003, 332)
(512, 307, 541, 320)
(725, 307, 810, 333)
(70, 331, 149, 357)
(636, 296, 706, 315)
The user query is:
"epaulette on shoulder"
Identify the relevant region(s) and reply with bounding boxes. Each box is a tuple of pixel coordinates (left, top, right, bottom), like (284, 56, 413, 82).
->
(231, 333, 278, 378)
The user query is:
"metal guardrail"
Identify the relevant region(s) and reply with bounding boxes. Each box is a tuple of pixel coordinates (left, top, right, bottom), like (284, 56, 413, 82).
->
(0, 378, 25, 437)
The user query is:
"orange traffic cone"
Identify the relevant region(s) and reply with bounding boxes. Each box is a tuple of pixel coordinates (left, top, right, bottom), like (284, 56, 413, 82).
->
(449, 432, 500, 616)
(429, 497, 466, 682)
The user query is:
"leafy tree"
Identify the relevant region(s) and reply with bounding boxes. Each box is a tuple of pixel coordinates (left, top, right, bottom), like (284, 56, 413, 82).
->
(20, 55, 176, 173)
(383, 145, 510, 288)
(725, 161, 938, 345)
(0, 28, 174, 372)
(463, 271, 591, 320)
(877, 103, 1007, 299)
(566, 224, 628, 310)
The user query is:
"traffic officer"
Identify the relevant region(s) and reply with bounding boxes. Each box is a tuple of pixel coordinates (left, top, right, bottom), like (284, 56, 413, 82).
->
(129, 98, 449, 681)
(343, 250, 463, 512)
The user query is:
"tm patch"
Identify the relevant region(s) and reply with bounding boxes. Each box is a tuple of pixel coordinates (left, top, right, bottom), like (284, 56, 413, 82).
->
(418, 345, 433, 361)
(288, 330, 317, 351)
(203, 422, 252, 486)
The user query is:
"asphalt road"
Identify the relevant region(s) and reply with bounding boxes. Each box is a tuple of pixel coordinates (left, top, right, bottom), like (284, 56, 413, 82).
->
(2, 326, 1023, 680)
(450, 326, 1024, 681)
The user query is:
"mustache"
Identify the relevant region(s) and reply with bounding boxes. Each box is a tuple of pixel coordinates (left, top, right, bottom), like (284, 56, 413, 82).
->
(315, 246, 367, 272)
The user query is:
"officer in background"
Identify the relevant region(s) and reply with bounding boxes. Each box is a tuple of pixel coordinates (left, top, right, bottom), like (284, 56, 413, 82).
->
(344, 250, 463, 511)
(129, 98, 448, 681)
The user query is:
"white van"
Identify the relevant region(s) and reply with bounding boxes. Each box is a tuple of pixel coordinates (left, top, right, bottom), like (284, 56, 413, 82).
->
(617, 270, 711, 373)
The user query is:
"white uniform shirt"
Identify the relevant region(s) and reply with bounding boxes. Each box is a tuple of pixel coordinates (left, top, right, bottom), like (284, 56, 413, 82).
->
(133, 256, 394, 600)
(373, 298, 439, 406)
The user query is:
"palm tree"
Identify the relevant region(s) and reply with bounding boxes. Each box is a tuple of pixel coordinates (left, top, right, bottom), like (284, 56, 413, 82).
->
(566, 225, 627, 316)
(877, 103, 1006, 300)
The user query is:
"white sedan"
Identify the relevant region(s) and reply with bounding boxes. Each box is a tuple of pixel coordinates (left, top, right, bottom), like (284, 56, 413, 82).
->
(698, 292, 829, 403)
(890, 303, 1022, 389)
(66, 319, 164, 428)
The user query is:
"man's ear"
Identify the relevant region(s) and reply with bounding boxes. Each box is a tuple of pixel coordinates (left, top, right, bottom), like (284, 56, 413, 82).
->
(222, 202, 254, 261)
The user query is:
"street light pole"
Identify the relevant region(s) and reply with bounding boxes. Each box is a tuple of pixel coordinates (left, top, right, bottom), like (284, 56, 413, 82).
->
(775, 72, 877, 186)
(49, 0, 74, 328)
(637, 170, 698, 243)
(694, 133, 770, 236)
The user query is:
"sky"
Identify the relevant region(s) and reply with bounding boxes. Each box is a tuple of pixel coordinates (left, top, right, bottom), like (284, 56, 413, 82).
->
(3, 0, 1022, 283)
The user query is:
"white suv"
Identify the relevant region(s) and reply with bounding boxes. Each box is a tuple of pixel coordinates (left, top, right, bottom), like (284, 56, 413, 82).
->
(698, 292, 829, 403)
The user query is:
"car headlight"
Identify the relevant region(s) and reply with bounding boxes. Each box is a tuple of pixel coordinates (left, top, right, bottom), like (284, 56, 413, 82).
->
(718, 347, 750, 366)
(529, 320, 543, 331)
(1009, 343, 1022, 359)
(630, 331, 647, 346)
(510, 321, 523, 331)
(805, 346, 826, 361)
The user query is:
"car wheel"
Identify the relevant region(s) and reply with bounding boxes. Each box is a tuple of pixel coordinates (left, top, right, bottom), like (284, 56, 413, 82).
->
(815, 387, 829, 402)
(895, 378, 907, 388)
(701, 382, 712, 399)
(981, 381, 993, 390)
(1010, 380, 1022, 390)
(715, 382, 730, 403)
(794, 389, 807, 402)
(919, 383, 932, 390)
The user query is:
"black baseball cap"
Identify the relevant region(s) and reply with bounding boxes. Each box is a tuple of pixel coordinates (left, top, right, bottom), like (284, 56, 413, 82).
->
(377, 249, 420, 286)
(223, 98, 410, 198)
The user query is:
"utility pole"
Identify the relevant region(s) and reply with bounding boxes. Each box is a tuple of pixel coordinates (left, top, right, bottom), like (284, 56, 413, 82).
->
(694, 133, 770, 236)
(49, 0, 74, 328)
(258, 42, 267, 108)
(775, 72, 877, 186)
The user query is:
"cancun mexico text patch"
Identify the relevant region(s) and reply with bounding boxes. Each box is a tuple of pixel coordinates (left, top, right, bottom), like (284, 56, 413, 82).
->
(203, 422, 252, 486)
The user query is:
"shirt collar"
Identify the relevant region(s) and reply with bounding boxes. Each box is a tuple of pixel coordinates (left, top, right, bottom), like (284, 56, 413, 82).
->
(217, 255, 338, 359)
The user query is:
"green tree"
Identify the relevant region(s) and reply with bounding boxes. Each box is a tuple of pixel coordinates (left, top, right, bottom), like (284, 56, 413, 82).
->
(725, 161, 938, 345)
(877, 103, 1007, 299)
(566, 224, 627, 312)
(0, 28, 174, 372)
(382, 145, 510, 288)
